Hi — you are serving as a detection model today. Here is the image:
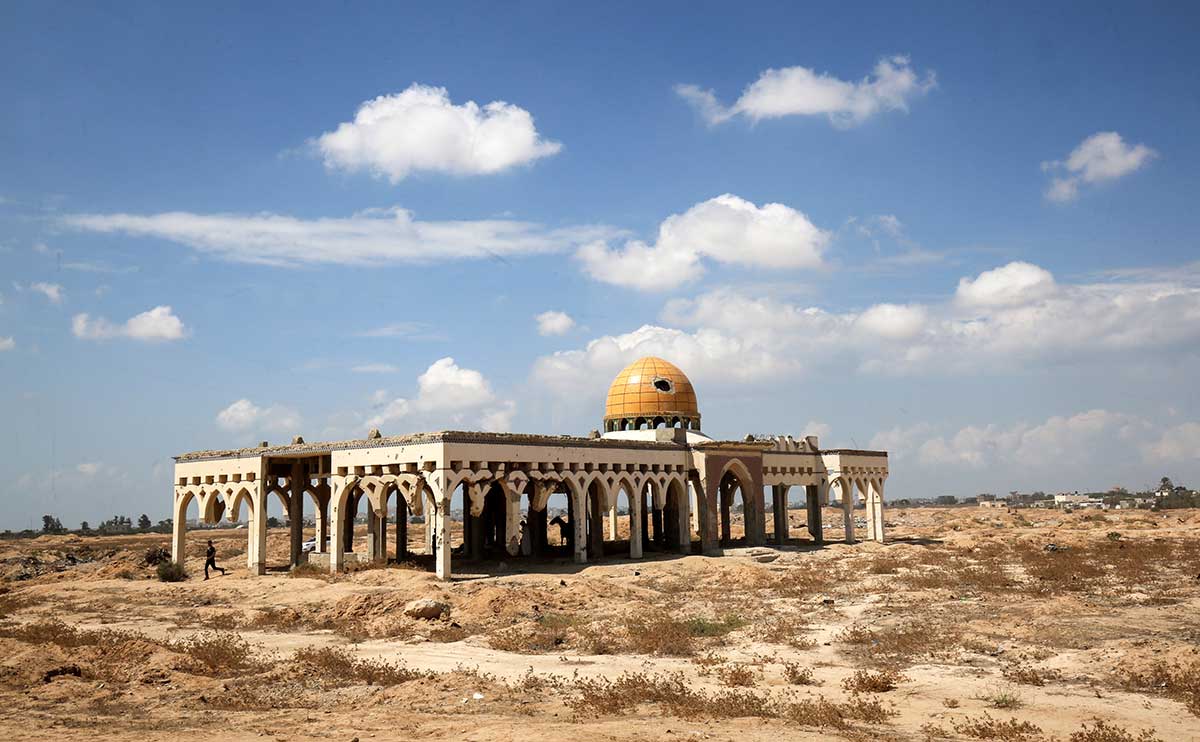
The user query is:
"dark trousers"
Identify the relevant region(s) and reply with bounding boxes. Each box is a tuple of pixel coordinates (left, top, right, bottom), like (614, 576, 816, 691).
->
(204, 557, 226, 579)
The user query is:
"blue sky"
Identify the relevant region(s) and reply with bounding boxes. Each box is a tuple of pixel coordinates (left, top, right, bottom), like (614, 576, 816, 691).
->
(2, 1, 1198, 528)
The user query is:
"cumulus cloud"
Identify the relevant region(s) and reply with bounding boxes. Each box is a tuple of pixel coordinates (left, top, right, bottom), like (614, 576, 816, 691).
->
(677, 56, 935, 127)
(1043, 132, 1157, 202)
(365, 357, 515, 432)
(577, 194, 830, 290)
(63, 207, 612, 268)
(534, 260, 1200, 401)
(535, 310, 575, 336)
(955, 261, 1057, 308)
(313, 84, 561, 181)
(1142, 422, 1200, 463)
(216, 399, 302, 435)
(30, 282, 64, 304)
(0, 336, 13, 351)
(72, 305, 187, 342)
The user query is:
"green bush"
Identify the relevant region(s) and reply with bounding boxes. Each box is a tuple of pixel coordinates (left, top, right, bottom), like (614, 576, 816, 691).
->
(156, 561, 187, 582)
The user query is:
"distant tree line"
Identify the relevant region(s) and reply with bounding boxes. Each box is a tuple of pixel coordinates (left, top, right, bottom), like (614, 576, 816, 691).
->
(0, 513, 173, 540)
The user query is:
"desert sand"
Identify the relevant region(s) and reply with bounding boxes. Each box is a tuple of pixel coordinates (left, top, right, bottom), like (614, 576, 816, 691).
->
(1, 506, 1198, 741)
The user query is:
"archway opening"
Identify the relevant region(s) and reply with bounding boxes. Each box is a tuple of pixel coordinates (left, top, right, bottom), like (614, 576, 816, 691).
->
(718, 469, 748, 547)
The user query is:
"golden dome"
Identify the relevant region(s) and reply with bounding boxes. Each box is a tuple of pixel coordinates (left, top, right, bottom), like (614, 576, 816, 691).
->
(604, 357, 700, 427)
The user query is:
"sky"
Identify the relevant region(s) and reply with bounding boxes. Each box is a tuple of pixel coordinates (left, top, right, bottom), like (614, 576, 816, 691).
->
(2, 1, 1199, 529)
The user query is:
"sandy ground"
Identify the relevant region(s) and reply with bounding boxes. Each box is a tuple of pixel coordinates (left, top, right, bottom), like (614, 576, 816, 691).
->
(1, 506, 1198, 741)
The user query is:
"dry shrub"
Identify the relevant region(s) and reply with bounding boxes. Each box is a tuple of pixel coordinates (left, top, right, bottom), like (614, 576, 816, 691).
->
(0, 592, 24, 619)
(1069, 718, 1163, 742)
(1120, 659, 1200, 716)
(782, 662, 819, 685)
(716, 664, 755, 687)
(1003, 663, 1057, 686)
(488, 621, 568, 653)
(173, 631, 267, 676)
(942, 697, 961, 708)
(292, 645, 427, 686)
(156, 561, 187, 582)
(837, 621, 956, 667)
(866, 555, 902, 574)
(566, 671, 893, 728)
(0, 618, 137, 649)
(975, 684, 1024, 709)
(952, 713, 1043, 740)
(842, 668, 906, 693)
(762, 615, 816, 649)
(248, 606, 306, 632)
(621, 615, 700, 656)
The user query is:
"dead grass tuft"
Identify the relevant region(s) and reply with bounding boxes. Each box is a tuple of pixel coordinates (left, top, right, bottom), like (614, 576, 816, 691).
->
(1068, 718, 1163, 742)
(842, 668, 906, 693)
(1120, 659, 1200, 716)
(292, 645, 428, 686)
(716, 664, 755, 687)
(173, 631, 267, 677)
(952, 713, 1043, 740)
(782, 662, 819, 685)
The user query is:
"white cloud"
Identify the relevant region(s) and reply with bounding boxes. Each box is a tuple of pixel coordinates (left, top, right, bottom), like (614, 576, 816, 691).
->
(1142, 422, 1200, 463)
(1043, 132, 1157, 202)
(64, 207, 612, 268)
(352, 363, 399, 374)
(677, 55, 935, 127)
(364, 357, 515, 432)
(955, 261, 1057, 308)
(72, 305, 187, 342)
(76, 462, 101, 476)
(535, 259, 1200, 400)
(216, 399, 302, 435)
(577, 194, 830, 290)
(314, 83, 561, 181)
(0, 336, 13, 352)
(30, 282, 64, 304)
(803, 420, 832, 441)
(854, 303, 927, 340)
(535, 310, 575, 336)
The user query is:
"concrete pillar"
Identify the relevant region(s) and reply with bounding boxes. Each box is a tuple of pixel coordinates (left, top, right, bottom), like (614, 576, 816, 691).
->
(505, 494, 522, 556)
(870, 480, 885, 543)
(250, 491, 267, 575)
(773, 485, 789, 545)
(329, 484, 345, 574)
(424, 509, 435, 555)
(608, 502, 619, 541)
(314, 492, 329, 554)
(864, 480, 877, 542)
(395, 499, 408, 562)
(289, 462, 304, 567)
(806, 484, 824, 543)
(530, 504, 547, 558)
(343, 493, 357, 553)
(377, 510, 388, 562)
(652, 507, 664, 546)
(629, 488, 643, 559)
(676, 485, 691, 554)
(171, 495, 186, 566)
(719, 480, 732, 546)
(588, 488, 604, 559)
(365, 505, 379, 561)
(840, 479, 855, 543)
(572, 488, 587, 564)
(700, 476, 720, 555)
(434, 494, 451, 581)
(640, 491, 650, 548)
(689, 484, 700, 535)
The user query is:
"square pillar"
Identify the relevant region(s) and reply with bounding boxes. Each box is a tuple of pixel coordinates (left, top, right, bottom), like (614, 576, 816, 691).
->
(572, 489, 587, 564)
(806, 484, 824, 544)
(840, 479, 855, 544)
(434, 497, 451, 580)
(773, 485, 789, 545)
(629, 489, 643, 559)
(289, 462, 304, 568)
(314, 493, 329, 554)
(250, 492, 268, 575)
(505, 494, 522, 556)
(395, 501, 408, 562)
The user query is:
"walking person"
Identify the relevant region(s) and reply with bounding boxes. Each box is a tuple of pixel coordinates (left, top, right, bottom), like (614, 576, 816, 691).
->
(204, 539, 226, 580)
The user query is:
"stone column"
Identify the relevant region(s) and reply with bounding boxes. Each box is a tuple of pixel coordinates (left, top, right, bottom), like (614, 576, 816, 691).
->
(329, 479, 346, 574)
(870, 480, 885, 543)
(865, 480, 877, 542)
(314, 489, 329, 554)
(572, 487, 587, 564)
(505, 493, 522, 557)
(433, 489, 451, 581)
(806, 484, 824, 544)
(629, 487, 643, 559)
(588, 488, 604, 558)
(840, 479, 855, 544)
(377, 509, 388, 563)
(171, 494, 187, 566)
(608, 502, 619, 541)
(424, 509, 435, 555)
(395, 498, 408, 562)
(289, 462, 304, 567)
(250, 490, 268, 575)
(676, 485, 691, 554)
(773, 485, 789, 545)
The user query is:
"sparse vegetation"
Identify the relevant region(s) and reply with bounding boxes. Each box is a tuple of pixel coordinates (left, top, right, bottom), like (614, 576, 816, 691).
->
(156, 561, 187, 582)
(952, 713, 1043, 740)
(841, 668, 906, 693)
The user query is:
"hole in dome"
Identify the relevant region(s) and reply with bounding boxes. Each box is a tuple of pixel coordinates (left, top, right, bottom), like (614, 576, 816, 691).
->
(652, 377, 674, 393)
